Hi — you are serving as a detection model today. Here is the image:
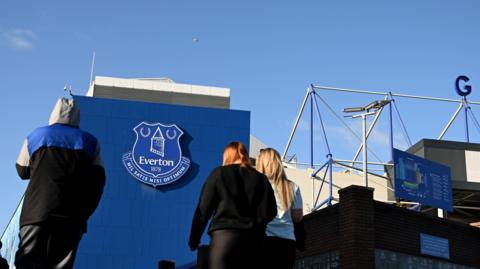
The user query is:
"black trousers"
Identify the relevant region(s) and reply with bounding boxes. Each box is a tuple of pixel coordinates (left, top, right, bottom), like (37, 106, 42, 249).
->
(264, 236, 296, 269)
(0, 257, 9, 269)
(209, 230, 264, 269)
(14, 221, 83, 269)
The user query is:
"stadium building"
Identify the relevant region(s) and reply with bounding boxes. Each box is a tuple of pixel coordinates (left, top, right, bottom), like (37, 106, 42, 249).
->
(1, 76, 480, 268)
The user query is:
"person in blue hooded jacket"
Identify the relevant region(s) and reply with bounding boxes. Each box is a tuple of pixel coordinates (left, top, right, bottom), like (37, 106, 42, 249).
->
(14, 98, 106, 269)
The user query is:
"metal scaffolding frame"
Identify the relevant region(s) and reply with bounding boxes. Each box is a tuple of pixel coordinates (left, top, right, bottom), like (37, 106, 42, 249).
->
(282, 83, 480, 213)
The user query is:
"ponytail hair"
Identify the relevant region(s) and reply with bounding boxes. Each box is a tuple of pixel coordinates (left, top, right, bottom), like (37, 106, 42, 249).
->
(223, 141, 251, 168)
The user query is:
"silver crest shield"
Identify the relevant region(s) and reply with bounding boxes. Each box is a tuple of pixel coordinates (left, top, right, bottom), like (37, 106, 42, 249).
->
(122, 122, 190, 187)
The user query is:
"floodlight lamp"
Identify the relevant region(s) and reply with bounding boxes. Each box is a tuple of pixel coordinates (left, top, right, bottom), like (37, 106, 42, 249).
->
(343, 107, 366, 113)
(365, 100, 391, 112)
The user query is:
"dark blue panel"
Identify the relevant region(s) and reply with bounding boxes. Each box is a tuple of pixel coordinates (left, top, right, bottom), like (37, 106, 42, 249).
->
(393, 148, 453, 212)
(420, 233, 450, 259)
(73, 96, 250, 268)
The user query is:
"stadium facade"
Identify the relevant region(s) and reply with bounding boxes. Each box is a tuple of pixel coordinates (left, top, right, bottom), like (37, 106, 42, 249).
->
(2, 76, 248, 268)
(2, 76, 480, 268)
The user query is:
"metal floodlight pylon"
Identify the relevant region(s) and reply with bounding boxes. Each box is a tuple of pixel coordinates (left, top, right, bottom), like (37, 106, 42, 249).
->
(343, 99, 391, 188)
(282, 85, 335, 210)
(283, 81, 480, 213)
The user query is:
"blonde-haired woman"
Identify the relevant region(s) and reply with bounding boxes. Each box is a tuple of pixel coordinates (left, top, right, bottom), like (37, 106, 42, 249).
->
(189, 141, 277, 269)
(256, 148, 303, 269)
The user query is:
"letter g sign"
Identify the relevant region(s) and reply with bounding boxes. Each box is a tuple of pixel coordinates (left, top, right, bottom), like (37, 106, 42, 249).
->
(455, 75, 472, 96)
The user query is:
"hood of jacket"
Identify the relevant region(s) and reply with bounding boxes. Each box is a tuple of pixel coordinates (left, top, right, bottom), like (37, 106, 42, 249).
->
(48, 98, 80, 127)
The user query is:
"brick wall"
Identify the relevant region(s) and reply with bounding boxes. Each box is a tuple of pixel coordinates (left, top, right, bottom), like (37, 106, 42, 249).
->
(375, 202, 480, 267)
(297, 185, 480, 268)
(297, 204, 340, 258)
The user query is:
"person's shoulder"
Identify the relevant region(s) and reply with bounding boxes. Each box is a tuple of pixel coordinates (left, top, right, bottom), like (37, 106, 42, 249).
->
(255, 169, 268, 180)
(27, 125, 50, 136)
(77, 127, 96, 138)
(33, 125, 50, 131)
(220, 164, 244, 172)
(222, 164, 260, 177)
(207, 165, 223, 178)
(27, 125, 58, 142)
(245, 166, 269, 181)
(212, 165, 223, 173)
(78, 128, 99, 143)
(290, 180, 299, 188)
(288, 180, 303, 201)
(286, 179, 300, 190)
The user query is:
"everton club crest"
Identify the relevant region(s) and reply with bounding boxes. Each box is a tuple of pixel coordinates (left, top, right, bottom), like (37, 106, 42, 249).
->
(122, 121, 190, 187)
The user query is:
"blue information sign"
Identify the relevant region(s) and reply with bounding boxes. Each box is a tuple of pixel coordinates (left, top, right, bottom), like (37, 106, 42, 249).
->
(393, 148, 453, 212)
(420, 233, 450, 259)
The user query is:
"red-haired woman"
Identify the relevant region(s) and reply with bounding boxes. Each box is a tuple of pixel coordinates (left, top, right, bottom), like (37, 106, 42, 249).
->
(189, 141, 277, 269)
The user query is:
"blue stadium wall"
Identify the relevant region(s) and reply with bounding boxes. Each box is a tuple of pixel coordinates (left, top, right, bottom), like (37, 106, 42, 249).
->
(73, 96, 250, 268)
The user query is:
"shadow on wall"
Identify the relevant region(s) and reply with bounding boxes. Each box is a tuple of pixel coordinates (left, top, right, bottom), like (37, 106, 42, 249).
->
(155, 129, 201, 192)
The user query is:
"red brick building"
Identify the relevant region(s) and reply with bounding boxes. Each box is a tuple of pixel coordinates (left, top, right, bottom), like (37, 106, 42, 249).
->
(295, 185, 480, 269)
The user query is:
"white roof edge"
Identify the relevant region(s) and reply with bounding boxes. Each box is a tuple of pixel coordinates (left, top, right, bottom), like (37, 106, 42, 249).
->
(93, 75, 230, 98)
(86, 83, 94, 96)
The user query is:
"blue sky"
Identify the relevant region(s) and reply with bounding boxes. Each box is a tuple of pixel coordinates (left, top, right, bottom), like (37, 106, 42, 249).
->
(1, 0, 480, 232)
